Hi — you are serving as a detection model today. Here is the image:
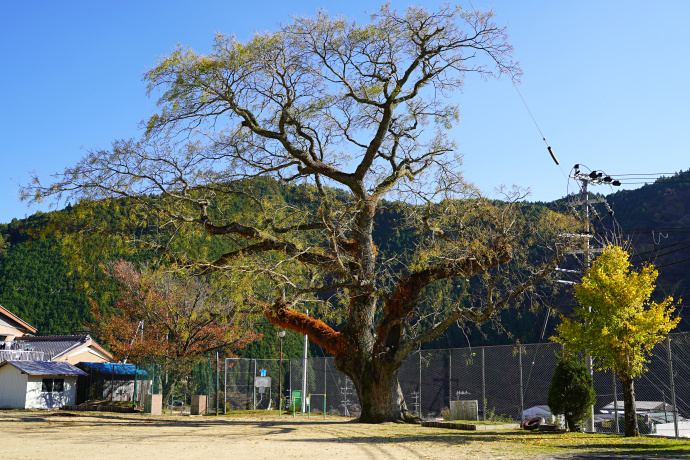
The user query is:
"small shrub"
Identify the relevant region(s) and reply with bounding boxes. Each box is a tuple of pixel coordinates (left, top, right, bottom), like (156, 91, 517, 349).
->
(547, 356, 596, 431)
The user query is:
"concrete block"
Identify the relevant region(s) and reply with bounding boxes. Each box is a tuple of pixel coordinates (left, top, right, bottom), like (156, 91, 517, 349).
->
(449, 400, 478, 421)
(191, 395, 207, 415)
(144, 394, 162, 415)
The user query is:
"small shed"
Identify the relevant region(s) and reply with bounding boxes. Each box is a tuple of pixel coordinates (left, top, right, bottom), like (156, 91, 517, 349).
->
(0, 360, 87, 409)
(75, 362, 149, 403)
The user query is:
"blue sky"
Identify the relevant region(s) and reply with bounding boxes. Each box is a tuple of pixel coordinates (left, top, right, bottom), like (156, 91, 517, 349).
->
(2, 0, 689, 224)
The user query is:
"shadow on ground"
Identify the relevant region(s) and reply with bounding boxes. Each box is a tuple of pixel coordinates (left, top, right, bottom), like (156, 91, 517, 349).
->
(2, 411, 688, 458)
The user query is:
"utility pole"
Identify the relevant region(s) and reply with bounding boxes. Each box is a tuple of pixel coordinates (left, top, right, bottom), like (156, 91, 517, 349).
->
(566, 165, 620, 432)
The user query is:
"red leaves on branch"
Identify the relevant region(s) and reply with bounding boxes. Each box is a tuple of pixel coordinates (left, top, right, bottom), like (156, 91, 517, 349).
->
(91, 260, 259, 365)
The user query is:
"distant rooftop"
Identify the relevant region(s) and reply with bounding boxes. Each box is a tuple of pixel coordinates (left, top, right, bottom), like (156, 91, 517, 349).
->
(13, 334, 113, 362)
(601, 401, 672, 412)
(15, 335, 91, 359)
(0, 304, 37, 333)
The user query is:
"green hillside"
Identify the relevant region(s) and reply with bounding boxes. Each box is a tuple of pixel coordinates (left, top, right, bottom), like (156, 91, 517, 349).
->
(1, 172, 689, 352)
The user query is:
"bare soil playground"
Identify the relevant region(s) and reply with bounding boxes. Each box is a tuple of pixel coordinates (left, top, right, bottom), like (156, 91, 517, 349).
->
(0, 410, 550, 460)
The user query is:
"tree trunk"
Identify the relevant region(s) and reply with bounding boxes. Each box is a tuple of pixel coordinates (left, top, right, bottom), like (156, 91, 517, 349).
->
(351, 365, 414, 423)
(336, 351, 414, 423)
(620, 375, 639, 437)
(160, 368, 185, 412)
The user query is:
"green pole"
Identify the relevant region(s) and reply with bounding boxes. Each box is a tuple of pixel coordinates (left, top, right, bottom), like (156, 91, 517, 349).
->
(293, 396, 295, 417)
(308, 394, 311, 419)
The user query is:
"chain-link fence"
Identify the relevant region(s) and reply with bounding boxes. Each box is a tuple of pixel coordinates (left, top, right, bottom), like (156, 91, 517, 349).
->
(221, 332, 690, 437)
(125, 358, 223, 414)
(125, 332, 690, 437)
(225, 356, 360, 416)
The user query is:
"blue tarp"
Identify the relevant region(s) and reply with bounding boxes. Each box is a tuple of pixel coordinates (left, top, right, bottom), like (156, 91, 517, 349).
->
(78, 362, 149, 377)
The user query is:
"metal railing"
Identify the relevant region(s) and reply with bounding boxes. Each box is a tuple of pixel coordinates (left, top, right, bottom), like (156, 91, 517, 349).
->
(0, 349, 46, 362)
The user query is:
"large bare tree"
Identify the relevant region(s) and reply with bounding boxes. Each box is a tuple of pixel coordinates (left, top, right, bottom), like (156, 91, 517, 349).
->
(25, 4, 575, 422)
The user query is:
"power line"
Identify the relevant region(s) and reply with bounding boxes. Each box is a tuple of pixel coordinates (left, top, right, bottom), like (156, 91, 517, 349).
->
(654, 256, 690, 269)
(616, 180, 690, 185)
(632, 244, 690, 265)
(610, 173, 681, 177)
(629, 237, 690, 259)
(594, 228, 690, 235)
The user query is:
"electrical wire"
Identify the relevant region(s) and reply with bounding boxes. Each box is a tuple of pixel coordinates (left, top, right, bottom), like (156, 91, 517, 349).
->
(610, 173, 680, 177)
(632, 244, 690, 265)
(616, 180, 690, 185)
(654, 256, 690, 269)
(523, 307, 551, 394)
(594, 227, 690, 235)
(629, 237, 690, 259)
(465, 0, 567, 179)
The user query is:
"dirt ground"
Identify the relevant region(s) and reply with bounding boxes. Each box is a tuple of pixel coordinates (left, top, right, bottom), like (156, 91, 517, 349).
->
(0, 411, 550, 460)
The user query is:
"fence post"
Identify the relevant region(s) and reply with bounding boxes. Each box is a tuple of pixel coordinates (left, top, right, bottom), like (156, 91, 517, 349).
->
(519, 344, 524, 425)
(418, 351, 422, 418)
(448, 350, 452, 410)
(613, 370, 619, 434)
(482, 347, 486, 422)
(667, 336, 679, 438)
(216, 352, 220, 415)
(289, 359, 292, 404)
(132, 363, 137, 408)
(207, 359, 211, 414)
(224, 359, 227, 415)
(253, 359, 257, 410)
(324, 357, 327, 418)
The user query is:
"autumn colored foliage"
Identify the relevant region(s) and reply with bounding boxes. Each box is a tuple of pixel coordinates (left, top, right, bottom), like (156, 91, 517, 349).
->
(553, 245, 680, 436)
(92, 260, 259, 368)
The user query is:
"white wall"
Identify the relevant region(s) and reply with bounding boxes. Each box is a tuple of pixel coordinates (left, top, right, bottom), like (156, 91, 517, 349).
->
(654, 421, 690, 438)
(0, 365, 28, 408)
(25, 375, 78, 409)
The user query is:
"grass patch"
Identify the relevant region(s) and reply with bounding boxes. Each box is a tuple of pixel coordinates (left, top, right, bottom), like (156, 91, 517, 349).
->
(204, 411, 689, 457)
(82, 399, 135, 407)
(399, 424, 690, 457)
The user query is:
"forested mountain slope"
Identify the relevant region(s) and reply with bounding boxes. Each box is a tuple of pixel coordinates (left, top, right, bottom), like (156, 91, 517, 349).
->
(1, 171, 688, 351)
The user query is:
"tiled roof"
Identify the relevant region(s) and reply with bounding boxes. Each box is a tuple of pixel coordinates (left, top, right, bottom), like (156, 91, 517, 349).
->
(0, 360, 88, 376)
(15, 335, 89, 359)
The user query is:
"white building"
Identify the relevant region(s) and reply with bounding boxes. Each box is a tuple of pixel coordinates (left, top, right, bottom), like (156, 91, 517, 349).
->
(0, 360, 87, 409)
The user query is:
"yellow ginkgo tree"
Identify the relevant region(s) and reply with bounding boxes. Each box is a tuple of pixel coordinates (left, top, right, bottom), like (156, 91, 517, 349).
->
(553, 245, 680, 437)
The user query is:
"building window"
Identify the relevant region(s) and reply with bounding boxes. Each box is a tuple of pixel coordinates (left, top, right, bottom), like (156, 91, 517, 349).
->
(42, 378, 65, 392)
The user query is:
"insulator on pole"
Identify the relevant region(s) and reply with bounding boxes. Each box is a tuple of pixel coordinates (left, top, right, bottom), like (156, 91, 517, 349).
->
(547, 146, 559, 165)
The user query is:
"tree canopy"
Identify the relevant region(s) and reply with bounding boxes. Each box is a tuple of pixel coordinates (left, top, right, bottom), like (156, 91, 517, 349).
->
(553, 245, 680, 435)
(93, 260, 259, 401)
